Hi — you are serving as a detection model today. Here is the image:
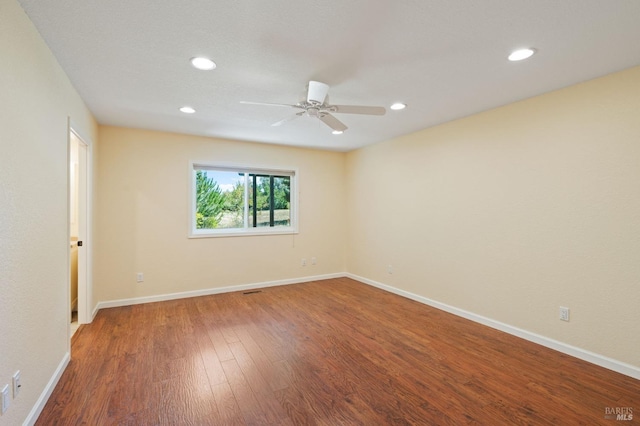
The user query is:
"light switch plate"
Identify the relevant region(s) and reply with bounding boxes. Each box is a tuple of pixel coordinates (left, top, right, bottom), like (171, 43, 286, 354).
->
(12, 371, 21, 398)
(1, 384, 9, 414)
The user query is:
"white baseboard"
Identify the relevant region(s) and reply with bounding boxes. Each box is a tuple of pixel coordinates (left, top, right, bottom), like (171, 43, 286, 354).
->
(347, 273, 640, 380)
(91, 303, 100, 322)
(24, 352, 70, 426)
(95, 273, 345, 311)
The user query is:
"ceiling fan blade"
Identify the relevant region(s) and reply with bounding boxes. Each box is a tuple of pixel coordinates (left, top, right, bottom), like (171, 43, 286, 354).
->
(307, 81, 329, 105)
(331, 105, 386, 115)
(240, 101, 303, 109)
(271, 112, 304, 127)
(319, 113, 348, 132)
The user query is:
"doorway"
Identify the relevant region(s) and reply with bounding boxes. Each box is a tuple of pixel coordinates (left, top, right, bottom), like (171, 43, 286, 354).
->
(69, 126, 90, 336)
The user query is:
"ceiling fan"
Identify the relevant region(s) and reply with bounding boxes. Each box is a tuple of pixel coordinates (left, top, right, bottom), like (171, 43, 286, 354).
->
(241, 81, 386, 133)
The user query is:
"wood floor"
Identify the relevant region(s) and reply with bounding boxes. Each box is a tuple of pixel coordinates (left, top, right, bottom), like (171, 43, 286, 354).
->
(37, 278, 639, 425)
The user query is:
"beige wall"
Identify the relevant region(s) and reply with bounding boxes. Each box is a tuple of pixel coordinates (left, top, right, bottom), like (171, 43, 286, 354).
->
(3, 1, 638, 421)
(95, 127, 346, 303)
(346, 66, 640, 367)
(0, 0, 98, 423)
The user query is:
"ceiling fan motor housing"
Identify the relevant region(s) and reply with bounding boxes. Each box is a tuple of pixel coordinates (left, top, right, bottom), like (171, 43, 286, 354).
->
(307, 81, 330, 104)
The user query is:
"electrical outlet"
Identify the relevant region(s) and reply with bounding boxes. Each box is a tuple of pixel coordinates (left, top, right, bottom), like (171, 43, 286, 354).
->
(1, 384, 9, 414)
(311, 257, 317, 265)
(136, 272, 144, 283)
(559, 306, 570, 322)
(301, 258, 306, 267)
(387, 265, 393, 274)
(12, 371, 21, 398)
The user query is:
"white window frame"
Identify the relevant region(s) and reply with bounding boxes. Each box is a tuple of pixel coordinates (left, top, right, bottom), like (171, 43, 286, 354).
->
(189, 162, 299, 238)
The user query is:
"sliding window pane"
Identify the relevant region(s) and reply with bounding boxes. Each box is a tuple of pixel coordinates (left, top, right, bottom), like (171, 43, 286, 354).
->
(273, 176, 291, 226)
(195, 170, 244, 229)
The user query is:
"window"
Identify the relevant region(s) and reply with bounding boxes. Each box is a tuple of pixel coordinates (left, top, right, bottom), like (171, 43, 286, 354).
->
(190, 163, 297, 237)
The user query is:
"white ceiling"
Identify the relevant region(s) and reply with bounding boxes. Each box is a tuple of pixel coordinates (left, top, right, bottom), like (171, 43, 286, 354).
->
(17, 0, 640, 151)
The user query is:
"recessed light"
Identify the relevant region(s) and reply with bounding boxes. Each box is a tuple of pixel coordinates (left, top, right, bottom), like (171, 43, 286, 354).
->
(332, 130, 344, 135)
(390, 103, 406, 111)
(508, 48, 536, 61)
(190, 57, 216, 70)
(179, 106, 196, 114)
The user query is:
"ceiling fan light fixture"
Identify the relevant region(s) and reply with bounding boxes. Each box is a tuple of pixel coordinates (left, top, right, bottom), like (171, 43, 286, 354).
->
(390, 102, 406, 110)
(179, 106, 196, 114)
(190, 57, 216, 70)
(508, 48, 536, 61)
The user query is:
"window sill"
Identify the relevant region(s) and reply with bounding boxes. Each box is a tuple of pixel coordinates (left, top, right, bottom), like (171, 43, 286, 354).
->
(189, 227, 298, 238)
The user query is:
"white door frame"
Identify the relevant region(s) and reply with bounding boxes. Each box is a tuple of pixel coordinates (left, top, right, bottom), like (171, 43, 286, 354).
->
(68, 122, 93, 326)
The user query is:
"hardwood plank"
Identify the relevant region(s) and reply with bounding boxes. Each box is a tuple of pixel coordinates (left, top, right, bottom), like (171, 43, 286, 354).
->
(197, 330, 228, 386)
(221, 358, 272, 425)
(233, 326, 290, 392)
(227, 340, 294, 425)
(36, 278, 640, 425)
(211, 380, 245, 425)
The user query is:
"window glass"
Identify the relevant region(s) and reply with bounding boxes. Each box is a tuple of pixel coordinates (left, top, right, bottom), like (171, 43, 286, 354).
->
(191, 165, 295, 237)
